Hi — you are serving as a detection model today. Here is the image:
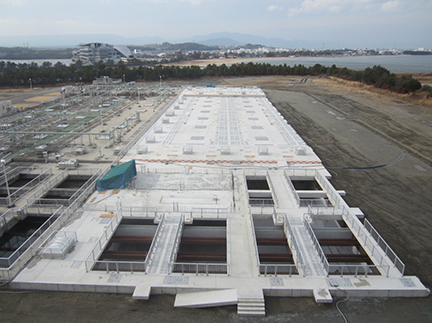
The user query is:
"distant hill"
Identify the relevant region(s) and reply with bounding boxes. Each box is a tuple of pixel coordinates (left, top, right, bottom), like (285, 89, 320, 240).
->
(0, 32, 324, 49)
(198, 38, 244, 47)
(183, 32, 324, 49)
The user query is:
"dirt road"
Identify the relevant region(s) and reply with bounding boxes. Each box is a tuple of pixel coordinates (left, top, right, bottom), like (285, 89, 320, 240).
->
(1, 76, 431, 322)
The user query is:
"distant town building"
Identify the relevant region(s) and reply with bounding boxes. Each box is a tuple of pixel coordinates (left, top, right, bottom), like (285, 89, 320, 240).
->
(72, 42, 132, 64)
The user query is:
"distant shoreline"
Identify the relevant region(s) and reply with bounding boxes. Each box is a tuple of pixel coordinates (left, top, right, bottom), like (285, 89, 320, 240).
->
(167, 56, 282, 66)
(168, 55, 414, 67)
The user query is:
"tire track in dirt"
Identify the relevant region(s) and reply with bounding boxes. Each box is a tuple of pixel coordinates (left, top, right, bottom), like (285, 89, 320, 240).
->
(265, 88, 432, 287)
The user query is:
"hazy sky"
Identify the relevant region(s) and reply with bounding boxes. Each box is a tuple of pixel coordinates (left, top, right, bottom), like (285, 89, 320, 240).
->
(1, 0, 431, 48)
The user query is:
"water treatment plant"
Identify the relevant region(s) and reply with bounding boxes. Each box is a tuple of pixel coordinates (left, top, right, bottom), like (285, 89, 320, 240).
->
(0, 82, 429, 316)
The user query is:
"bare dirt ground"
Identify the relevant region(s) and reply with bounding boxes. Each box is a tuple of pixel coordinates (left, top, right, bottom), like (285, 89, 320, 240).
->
(1, 76, 432, 322)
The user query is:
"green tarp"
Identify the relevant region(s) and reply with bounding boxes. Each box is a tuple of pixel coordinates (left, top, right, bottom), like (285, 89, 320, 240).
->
(96, 159, 137, 191)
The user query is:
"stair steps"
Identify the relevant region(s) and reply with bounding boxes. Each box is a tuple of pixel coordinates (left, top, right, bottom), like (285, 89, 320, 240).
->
(237, 298, 266, 316)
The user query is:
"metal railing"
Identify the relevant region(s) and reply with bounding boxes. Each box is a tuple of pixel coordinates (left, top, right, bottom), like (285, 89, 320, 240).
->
(226, 216, 231, 276)
(250, 205, 276, 216)
(168, 216, 185, 272)
(84, 209, 123, 272)
(81, 204, 118, 212)
(0, 167, 52, 205)
(363, 218, 405, 275)
(283, 170, 300, 206)
(341, 208, 393, 276)
(259, 264, 299, 276)
(26, 168, 101, 205)
(284, 169, 335, 208)
(169, 263, 228, 275)
(315, 171, 342, 208)
(307, 204, 345, 218)
(168, 214, 229, 275)
(248, 198, 275, 206)
(284, 215, 306, 276)
(249, 212, 261, 273)
(303, 217, 332, 275)
(84, 209, 165, 274)
(255, 213, 304, 277)
(143, 214, 166, 272)
(250, 209, 298, 276)
(191, 207, 229, 219)
(299, 198, 332, 208)
(304, 217, 391, 277)
(266, 169, 279, 207)
(120, 206, 159, 219)
(0, 208, 22, 232)
(0, 205, 65, 280)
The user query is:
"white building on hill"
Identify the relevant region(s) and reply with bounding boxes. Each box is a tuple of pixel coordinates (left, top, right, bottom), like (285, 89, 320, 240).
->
(72, 42, 132, 64)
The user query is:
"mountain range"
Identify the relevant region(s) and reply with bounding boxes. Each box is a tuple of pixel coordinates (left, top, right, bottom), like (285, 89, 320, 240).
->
(0, 32, 322, 49)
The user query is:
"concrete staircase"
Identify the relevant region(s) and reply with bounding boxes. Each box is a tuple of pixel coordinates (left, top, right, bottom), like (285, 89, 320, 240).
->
(237, 297, 266, 316)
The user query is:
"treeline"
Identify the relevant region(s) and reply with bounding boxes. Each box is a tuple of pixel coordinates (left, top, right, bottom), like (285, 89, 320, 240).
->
(403, 50, 432, 56)
(0, 60, 422, 93)
(0, 47, 74, 60)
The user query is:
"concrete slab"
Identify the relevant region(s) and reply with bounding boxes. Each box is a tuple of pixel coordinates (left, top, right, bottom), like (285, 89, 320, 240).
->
(132, 284, 152, 300)
(313, 288, 333, 303)
(174, 289, 237, 308)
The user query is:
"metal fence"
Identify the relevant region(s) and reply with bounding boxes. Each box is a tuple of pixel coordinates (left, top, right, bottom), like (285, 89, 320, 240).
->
(249, 198, 275, 206)
(266, 169, 279, 207)
(341, 208, 394, 276)
(283, 215, 306, 276)
(307, 205, 345, 218)
(81, 204, 118, 212)
(259, 264, 299, 276)
(0, 205, 65, 280)
(120, 206, 160, 219)
(27, 168, 101, 205)
(85, 209, 165, 274)
(283, 170, 300, 206)
(315, 171, 343, 208)
(168, 214, 229, 275)
(0, 167, 52, 205)
(250, 205, 276, 216)
(190, 207, 229, 219)
(284, 169, 336, 208)
(254, 212, 304, 277)
(169, 263, 228, 275)
(304, 217, 391, 277)
(363, 218, 405, 276)
(168, 216, 185, 273)
(299, 198, 332, 208)
(84, 209, 123, 272)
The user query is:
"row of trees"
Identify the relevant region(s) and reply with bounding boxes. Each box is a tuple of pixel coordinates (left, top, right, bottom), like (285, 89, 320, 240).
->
(0, 60, 422, 93)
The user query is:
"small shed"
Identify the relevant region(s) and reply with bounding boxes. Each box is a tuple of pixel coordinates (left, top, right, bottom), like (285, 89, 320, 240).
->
(96, 159, 137, 191)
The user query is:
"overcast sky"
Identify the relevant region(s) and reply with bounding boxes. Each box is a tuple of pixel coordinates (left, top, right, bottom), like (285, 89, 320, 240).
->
(1, 0, 431, 48)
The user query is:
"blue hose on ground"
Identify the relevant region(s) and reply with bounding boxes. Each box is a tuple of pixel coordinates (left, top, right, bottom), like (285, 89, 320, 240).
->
(330, 151, 406, 170)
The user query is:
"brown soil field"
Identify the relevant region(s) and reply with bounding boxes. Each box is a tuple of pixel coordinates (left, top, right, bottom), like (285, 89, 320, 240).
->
(0, 76, 431, 322)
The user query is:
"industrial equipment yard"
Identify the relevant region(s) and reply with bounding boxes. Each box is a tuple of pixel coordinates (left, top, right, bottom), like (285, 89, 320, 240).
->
(0, 76, 431, 322)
